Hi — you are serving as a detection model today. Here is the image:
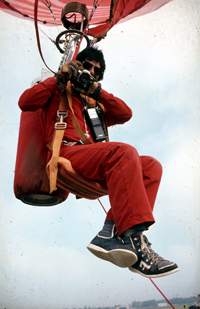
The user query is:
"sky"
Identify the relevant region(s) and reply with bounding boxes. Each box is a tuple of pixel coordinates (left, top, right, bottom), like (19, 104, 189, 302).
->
(0, 0, 200, 308)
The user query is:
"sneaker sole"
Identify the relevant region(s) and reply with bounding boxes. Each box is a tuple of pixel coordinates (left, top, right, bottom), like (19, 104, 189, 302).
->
(129, 266, 179, 278)
(87, 244, 138, 268)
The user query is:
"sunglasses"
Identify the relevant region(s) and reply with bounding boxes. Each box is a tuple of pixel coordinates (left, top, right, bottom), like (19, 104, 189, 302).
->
(82, 61, 102, 76)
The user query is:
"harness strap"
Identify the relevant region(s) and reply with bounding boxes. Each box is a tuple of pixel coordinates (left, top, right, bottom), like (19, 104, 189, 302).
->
(42, 82, 108, 194)
(47, 82, 93, 194)
(48, 90, 68, 193)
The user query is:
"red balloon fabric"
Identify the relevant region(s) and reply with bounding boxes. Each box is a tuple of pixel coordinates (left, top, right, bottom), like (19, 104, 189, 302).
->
(0, 0, 172, 38)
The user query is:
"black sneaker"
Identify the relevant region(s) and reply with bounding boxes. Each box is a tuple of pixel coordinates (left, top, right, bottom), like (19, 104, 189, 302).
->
(123, 233, 179, 278)
(87, 222, 138, 268)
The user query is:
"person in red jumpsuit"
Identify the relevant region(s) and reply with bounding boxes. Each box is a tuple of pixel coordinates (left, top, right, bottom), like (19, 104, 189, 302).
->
(18, 46, 178, 278)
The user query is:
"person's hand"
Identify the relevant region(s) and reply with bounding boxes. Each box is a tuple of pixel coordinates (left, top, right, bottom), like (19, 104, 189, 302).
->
(74, 82, 102, 101)
(54, 60, 81, 89)
(61, 60, 81, 80)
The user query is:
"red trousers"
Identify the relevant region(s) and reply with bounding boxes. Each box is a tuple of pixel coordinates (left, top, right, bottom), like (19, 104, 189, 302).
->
(60, 142, 163, 235)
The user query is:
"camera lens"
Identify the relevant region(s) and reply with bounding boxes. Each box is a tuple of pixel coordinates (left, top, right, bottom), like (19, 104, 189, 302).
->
(79, 70, 90, 84)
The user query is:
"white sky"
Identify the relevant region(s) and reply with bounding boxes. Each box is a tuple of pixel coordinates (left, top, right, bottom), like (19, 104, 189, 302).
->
(0, 0, 200, 308)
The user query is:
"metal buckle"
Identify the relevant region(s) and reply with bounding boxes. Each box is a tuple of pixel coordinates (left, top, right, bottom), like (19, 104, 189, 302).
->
(55, 110, 68, 129)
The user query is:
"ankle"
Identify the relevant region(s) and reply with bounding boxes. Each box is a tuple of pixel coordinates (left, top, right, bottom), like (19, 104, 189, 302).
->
(104, 220, 115, 225)
(122, 223, 146, 237)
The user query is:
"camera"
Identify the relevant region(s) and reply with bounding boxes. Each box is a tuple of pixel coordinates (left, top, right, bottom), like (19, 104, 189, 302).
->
(71, 69, 95, 92)
(83, 106, 107, 142)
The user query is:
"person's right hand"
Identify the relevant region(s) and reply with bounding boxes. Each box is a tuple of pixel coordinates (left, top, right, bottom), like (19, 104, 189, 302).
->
(54, 60, 81, 85)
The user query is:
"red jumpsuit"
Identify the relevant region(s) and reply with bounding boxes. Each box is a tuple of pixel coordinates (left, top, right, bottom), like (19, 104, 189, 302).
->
(18, 77, 162, 235)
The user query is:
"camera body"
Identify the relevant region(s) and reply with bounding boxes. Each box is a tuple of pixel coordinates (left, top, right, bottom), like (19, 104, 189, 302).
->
(71, 69, 95, 92)
(83, 106, 107, 142)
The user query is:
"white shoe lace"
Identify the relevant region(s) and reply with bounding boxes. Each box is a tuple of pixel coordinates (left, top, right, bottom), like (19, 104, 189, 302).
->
(139, 234, 164, 265)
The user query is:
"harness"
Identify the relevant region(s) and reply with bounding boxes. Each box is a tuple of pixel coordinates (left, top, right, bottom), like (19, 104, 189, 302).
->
(41, 82, 109, 198)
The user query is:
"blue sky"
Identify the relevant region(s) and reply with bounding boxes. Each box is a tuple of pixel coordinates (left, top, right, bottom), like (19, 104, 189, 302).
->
(0, 0, 200, 308)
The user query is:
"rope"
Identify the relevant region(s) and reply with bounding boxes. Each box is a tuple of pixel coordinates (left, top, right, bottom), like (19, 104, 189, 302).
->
(97, 199, 175, 309)
(34, 0, 58, 75)
(97, 198, 108, 214)
(149, 278, 176, 309)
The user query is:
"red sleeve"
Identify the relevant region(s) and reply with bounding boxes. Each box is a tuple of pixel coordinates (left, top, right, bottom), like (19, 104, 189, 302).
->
(18, 77, 59, 111)
(98, 89, 132, 126)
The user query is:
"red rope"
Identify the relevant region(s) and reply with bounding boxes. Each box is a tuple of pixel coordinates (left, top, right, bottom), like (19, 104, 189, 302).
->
(72, 28, 87, 62)
(97, 198, 108, 214)
(72, 10, 93, 61)
(149, 278, 176, 309)
(72, 1, 100, 61)
(98, 199, 175, 309)
(34, 0, 58, 75)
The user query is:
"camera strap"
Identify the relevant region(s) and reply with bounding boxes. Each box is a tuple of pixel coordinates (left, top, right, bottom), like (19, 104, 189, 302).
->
(67, 86, 93, 145)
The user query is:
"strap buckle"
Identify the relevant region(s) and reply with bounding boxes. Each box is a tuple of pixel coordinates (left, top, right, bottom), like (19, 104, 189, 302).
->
(55, 110, 68, 129)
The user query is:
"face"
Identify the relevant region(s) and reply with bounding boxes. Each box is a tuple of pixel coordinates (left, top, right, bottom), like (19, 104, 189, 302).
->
(80, 59, 101, 81)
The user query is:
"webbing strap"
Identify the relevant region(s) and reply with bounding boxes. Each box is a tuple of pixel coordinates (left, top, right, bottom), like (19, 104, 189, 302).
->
(66, 84, 92, 145)
(48, 83, 92, 194)
(48, 92, 68, 193)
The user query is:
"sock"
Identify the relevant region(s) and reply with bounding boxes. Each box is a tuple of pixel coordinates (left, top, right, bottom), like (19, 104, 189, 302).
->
(99, 220, 115, 237)
(104, 220, 115, 225)
(123, 223, 146, 237)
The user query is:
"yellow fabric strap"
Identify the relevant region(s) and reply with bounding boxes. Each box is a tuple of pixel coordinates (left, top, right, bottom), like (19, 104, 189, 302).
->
(48, 91, 68, 194)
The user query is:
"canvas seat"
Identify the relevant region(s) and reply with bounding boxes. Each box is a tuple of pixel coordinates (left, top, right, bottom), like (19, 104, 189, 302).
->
(46, 157, 108, 200)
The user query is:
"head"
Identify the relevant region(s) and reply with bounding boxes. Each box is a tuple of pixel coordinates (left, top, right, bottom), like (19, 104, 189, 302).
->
(76, 46, 106, 81)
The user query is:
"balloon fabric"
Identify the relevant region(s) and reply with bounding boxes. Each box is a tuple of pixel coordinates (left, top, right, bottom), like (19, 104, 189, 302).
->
(0, 0, 173, 39)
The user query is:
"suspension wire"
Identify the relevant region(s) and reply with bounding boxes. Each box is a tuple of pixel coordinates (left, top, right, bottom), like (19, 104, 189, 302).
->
(38, 25, 56, 44)
(42, 0, 61, 33)
(97, 198, 176, 309)
(90, 0, 102, 21)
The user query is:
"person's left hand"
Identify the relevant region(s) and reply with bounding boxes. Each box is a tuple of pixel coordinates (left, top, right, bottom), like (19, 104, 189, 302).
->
(74, 82, 102, 101)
